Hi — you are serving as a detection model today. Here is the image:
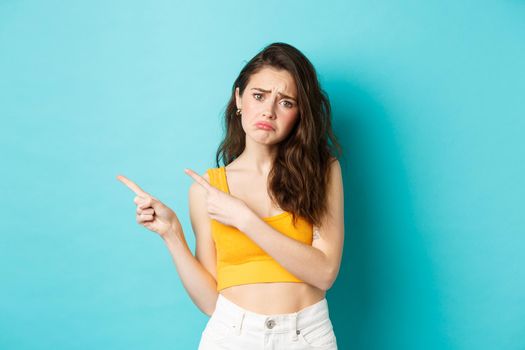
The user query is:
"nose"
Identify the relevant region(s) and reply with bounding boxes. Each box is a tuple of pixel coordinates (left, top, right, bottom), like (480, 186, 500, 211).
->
(261, 98, 277, 119)
(262, 111, 275, 119)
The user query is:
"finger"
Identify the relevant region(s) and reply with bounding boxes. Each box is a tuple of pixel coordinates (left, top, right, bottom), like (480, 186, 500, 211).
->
(137, 207, 154, 215)
(134, 196, 153, 209)
(137, 214, 154, 223)
(184, 168, 213, 192)
(116, 174, 150, 197)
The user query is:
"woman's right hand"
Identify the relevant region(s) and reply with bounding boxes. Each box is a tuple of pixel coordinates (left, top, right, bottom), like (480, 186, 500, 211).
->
(116, 174, 182, 240)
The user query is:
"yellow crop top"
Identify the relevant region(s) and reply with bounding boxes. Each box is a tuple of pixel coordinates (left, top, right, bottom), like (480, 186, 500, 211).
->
(206, 166, 314, 292)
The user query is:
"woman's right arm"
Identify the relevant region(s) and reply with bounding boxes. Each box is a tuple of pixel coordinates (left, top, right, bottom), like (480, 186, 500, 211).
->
(162, 171, 218, 317)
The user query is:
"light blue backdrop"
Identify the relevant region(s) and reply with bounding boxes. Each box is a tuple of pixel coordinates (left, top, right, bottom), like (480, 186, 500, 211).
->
(1, 1, 523, 349)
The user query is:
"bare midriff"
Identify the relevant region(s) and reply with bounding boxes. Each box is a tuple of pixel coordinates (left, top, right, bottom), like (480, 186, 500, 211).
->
(219, 282, 326, 314)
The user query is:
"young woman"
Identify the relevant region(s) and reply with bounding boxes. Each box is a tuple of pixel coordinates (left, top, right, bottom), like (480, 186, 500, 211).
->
(117, 42, 344, 349)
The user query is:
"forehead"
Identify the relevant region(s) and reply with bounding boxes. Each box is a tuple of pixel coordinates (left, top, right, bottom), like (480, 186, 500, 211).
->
(247, 67, 297, 95)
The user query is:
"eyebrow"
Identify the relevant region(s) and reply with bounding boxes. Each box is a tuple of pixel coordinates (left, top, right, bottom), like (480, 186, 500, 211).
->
(250, 87, 297, 101)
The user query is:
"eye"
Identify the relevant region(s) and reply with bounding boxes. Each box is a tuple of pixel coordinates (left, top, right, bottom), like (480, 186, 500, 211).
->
(282, 100, 294, 108)
(253, 93, 263, 100)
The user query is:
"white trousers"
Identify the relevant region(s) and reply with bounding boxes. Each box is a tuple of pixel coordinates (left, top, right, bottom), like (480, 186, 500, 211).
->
(198, 293, 338, 350)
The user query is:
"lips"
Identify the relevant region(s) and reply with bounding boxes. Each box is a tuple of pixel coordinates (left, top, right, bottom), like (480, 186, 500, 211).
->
(255, 122, 275, 130)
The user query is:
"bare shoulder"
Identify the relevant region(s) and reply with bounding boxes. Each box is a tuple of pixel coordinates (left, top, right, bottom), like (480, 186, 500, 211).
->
(201, 171, 211, 185)
(190, 170, 210, 188)
(188, 169, 217, 280)
(328, 157, 342, 181)
(188, 169, 213, 220)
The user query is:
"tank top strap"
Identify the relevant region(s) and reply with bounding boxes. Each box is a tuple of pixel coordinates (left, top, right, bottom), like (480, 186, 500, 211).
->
(206, 167, 228, 193)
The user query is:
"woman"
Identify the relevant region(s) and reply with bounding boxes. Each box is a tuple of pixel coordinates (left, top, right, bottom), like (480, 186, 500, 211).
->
(117, 42, 344, 349)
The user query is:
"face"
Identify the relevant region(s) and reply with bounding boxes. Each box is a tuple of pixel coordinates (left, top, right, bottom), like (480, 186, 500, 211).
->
(235, 66, 299, 145)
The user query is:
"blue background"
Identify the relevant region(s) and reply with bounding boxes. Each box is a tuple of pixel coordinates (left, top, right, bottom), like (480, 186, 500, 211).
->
(1, 1, 524, 349)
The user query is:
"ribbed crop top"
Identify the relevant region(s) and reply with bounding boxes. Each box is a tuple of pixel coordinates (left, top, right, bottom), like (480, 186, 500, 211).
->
(207, 166, 314, 292)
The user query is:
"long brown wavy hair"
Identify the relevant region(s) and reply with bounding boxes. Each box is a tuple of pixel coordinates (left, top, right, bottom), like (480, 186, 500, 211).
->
(215, 42, 342, 227)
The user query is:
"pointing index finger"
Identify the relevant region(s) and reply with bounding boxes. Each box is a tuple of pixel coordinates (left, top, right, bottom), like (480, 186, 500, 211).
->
(116, 175, 149, 197)
(184, 168, 213, 192)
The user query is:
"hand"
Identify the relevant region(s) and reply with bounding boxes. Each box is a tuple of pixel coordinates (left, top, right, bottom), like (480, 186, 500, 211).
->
(116, 174, 182, 239)
(184, 168, 249, 229)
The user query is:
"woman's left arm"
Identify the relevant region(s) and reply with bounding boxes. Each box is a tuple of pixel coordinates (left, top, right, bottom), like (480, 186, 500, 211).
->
(237, 160, 345, 291)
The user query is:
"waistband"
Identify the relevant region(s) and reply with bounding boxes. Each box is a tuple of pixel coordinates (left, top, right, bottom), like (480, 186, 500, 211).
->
(212, 293, 330, 337)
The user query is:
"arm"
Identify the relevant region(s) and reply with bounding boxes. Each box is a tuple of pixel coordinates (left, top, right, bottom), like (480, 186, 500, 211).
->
(237, 160, 345, 291)
(162, 234, 217, 316)
(162, 171, 219, 316)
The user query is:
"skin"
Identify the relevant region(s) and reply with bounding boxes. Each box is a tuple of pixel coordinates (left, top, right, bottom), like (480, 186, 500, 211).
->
(233, 66, 300, 170)
(218, 67, 328, 312)
(117, 66, 343, 314)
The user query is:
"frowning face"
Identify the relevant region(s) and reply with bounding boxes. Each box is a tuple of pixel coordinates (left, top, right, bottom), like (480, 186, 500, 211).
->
(235, 66, 300, 145)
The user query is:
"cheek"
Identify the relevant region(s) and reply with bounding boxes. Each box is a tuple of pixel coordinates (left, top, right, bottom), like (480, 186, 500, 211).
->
(242, 103, 259, 118)
(281, 110, 299, 128)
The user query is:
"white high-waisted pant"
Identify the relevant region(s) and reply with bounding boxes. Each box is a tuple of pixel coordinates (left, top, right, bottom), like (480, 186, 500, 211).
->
(198, 293, 338, 350)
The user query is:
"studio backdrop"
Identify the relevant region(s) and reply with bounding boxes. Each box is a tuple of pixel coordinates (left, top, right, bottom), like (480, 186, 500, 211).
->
(1, 1, 524, 349)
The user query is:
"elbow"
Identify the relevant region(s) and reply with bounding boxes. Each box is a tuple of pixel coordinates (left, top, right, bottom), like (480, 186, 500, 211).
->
(203, 305, 215, 317)
(205, 294, 219, 316)
(320, 267, 337, 291)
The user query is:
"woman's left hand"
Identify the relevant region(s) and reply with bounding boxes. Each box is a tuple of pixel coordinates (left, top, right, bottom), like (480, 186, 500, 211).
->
(184, 168, 251, 229)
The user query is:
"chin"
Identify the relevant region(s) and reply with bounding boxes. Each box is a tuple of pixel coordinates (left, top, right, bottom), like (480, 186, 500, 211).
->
(249, 134, 281, 145)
